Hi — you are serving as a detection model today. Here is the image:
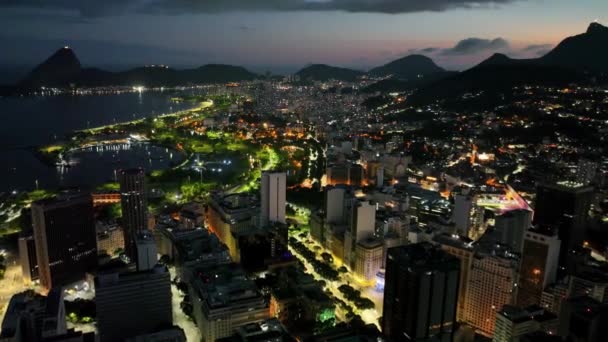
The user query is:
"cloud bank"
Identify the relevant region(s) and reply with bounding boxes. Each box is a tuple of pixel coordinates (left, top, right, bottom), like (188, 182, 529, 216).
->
(1, 0, 522, 17)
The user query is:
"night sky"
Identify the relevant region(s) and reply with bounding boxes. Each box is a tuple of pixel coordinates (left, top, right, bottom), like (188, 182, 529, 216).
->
(0, 0, 606, 73)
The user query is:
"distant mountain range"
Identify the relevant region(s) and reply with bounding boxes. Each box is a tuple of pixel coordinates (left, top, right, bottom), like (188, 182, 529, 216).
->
(295, 64, 364, 82)
(5, 22, 608, 99)
(294, 54, 448, 82)
(410, 22, 608, 104)
(368, 54, 445, 79)
(14, 47, 258, 90)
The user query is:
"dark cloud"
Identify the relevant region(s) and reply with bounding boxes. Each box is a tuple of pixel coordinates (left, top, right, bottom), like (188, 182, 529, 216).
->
(522, 43, 553, 51)
(441, 37, 510, 55)
(521, 43, 553, 56)
(407, 47, 441, 55)
(1, 0, 522, 17)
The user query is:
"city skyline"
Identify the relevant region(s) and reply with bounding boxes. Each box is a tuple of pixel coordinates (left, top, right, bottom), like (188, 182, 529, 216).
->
(0, 0, 607, 73)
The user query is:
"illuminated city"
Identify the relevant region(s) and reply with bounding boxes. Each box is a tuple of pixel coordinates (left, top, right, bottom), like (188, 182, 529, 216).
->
(1, 1, 608, 342)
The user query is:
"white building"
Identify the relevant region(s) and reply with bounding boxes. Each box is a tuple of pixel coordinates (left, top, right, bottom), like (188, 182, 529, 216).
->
(260, 172, 286, 226)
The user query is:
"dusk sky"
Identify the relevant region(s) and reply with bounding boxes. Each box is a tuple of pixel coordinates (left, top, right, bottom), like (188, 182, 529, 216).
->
(0, 0, 607, 73)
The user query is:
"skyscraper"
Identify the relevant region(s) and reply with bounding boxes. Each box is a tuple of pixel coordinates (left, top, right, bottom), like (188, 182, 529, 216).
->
(533, 181, 593, 267)
(118, 168, 147, 259)
(135, 232, 158, 271)
(31, 193, 97, 291)
(464, 250, 519, 337)
(18, 232, 38, 285)
(344, 199, 376, 268)
(382, 243, 460, 342)
(260, 171, 286, 226)
(325, 186, 346, 224)
(517, 228, 561, 307)
(96, 265, 172, 342)
(435, 233, 475, 323)
(494, 209, 533, 254)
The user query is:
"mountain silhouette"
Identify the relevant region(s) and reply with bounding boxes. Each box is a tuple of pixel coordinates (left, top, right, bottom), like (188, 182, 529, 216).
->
(16, 48, 258, 89)
(22, 47, 82, 87)
(295, 64, 364, 82)
(410, 23, 608, 105)
(368, 55, 445, 79)
(539, 22, 608, 72)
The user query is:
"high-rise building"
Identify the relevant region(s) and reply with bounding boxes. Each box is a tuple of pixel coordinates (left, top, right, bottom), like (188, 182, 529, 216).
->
(435, 233, 475, 323)
(577, 159, 598, 186)
(354, 238, 383, 283)
(568, 268, 608, 304)
(260, 171, 286, 226)
(382, 243, 460, 342)
(96, 265, 172, 342)
(18, 232, 38, 285)
(188, 263, 269, 341)
(558, 296, 608, 342)
(344, 200, 376, 268)
(540, 283, 569, 315)
(119, 168, 147, 259)
(452, 193, 475, 237)
(207, 192, 259, 261)
(325, 186, 346, 224)
(31, 193, 97, 291)
(95, 221, 125, 256)
(135, 232, 158, 271)
(464, 250, 519, 337)
(494, 209, 533, 254)
(517, 228, 561, 307)
(533, 181, 593, 267)
(493, 305, 558, 342)
(0, 289, 67, 342)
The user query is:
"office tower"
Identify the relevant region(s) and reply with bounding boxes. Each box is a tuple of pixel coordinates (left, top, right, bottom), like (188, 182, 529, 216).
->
(568, 268, 608, 304)
(325, 186, 346, 224)
(376, 167, 384, 188)
(493, 305, 558, 342)
(577, 159, 597, 185)
(18, 232, 38, 285)
(260, 171, 286, 226)
(95, 221, 125, 256)
(452, 193, 474, 236)
(0, 289, 67, 341)
(435, 234, 475, 322)
(533, 181, 593, 266)
(188, 263, 269, 341)
(326, 164, 349, 185)
(96, 265, 172, 342)
(540, 283, 569, 314)
(350, 200, 376, 241)
(135, 232, 158, 271)
(382, 243, 460, 342)
(344, 200, 376, 268)
(119, 168, 148, 259)
(207, 192, 259, 261)
(366, 160, 381, 184)
(349, 164, 364, 187)
(464, 251, 519, 337)
(31, 193, 97, 291)
(558, 296, 608, 342)
(494, 209, 533, 254)
(517, 228, 561, 307)
(354, 238, 383, 283)
(309, 211, 325, 244)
